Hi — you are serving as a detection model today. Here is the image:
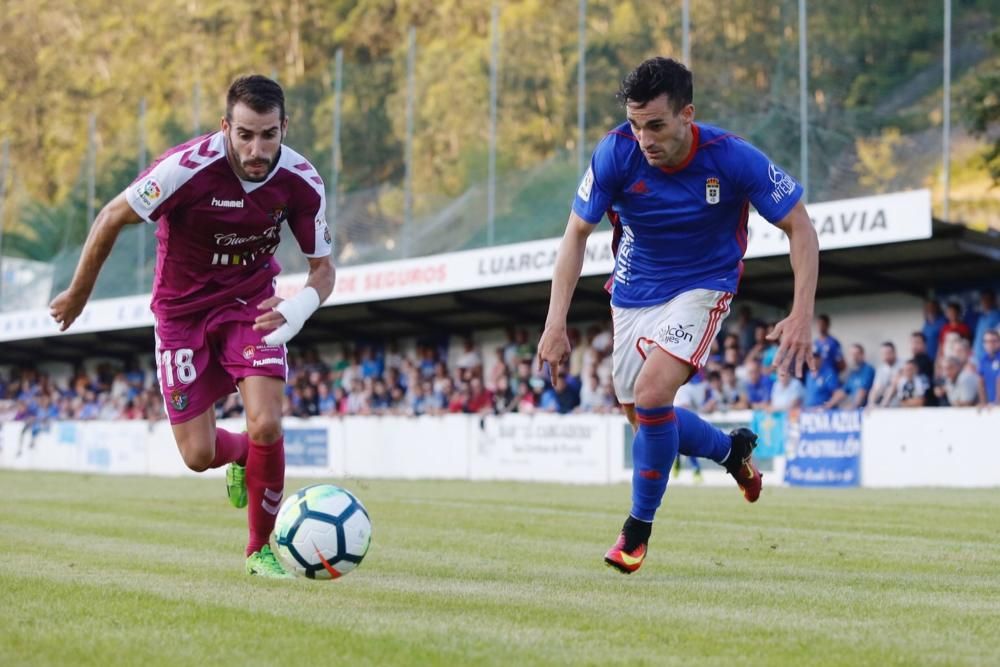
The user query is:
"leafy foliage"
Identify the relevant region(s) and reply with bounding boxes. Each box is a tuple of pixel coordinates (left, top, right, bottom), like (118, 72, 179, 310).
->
(0, 0, 995, 267)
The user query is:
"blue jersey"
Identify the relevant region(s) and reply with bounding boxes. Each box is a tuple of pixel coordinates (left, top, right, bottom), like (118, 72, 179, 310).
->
(922, 315, 946, 361)
(979, 351, 1000, 404)
(744, 375, 773, 405)
(804, 367, 841, 408)
(574, 122, 803, 308)
(843, 362, 875, 406)
(813, 335, 843, 373)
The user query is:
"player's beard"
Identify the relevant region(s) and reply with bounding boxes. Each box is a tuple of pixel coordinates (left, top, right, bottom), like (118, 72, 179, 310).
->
(225, 134, 279, 182)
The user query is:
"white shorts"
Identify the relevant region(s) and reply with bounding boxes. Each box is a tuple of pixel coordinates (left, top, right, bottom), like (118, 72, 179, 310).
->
(612, 289, 733, 404)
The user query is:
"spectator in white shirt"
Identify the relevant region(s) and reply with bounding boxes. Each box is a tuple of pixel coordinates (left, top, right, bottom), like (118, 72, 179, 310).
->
(872, 341, 901, 407)
(769, 367, 805, 411)
(578, 373, 606, 412)
(456, 337, 483, 376)
(934, 356, 980, 407)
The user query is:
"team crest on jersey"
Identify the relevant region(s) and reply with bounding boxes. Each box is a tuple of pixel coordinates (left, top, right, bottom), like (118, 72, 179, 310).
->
(170, 390, 189, 411)
(269, 206, 288, 224)
(706, 177, 720, 205)
(135, 178, 162, 209)
(243, 345, 256, 360)
(323, 223, 332, 245)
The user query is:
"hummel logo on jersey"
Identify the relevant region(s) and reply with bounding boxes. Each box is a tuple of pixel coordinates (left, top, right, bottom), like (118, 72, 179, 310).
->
(211, 197, 245, 208)
(628, 179, 649, 194)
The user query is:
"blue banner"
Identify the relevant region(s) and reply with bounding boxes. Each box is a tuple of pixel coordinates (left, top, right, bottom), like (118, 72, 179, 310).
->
(284, 428, 329, 468)
(785, 410, 862, 487)
(750, 410, 786, 459)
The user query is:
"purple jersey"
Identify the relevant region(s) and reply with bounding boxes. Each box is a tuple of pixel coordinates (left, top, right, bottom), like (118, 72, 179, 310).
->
(125, 132, 332, 323)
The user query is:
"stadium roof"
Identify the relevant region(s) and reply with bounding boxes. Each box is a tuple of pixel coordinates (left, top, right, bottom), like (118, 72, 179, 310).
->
(3, 222, 997, 367)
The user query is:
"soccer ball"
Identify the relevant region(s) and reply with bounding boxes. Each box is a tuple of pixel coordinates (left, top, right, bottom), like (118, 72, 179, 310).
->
(273, 484, 372, 579)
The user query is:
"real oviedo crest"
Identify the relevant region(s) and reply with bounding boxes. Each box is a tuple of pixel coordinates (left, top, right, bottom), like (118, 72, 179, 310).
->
(706, 177, 720, 205)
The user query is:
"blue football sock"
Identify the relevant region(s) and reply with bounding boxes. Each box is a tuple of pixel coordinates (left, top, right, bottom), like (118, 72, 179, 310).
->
(630, 405, 679, 522)
(689, 456, 702, 472)
(674, 406, 732, 463)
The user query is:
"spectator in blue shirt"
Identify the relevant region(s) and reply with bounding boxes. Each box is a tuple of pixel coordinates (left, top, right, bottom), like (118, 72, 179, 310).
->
(540, 374, 580, 414)
(316, 382, 337, 415)
(813, 314, 845, 374)
(973, 290, 1000, 360)
(922, 300, 947, 361)
(740, 357, 773, 409)
(829, 343, 876, 408)
(978, 330, 1000, 405)
(803, 351, 842, 409)
(360, 345, 384, 379)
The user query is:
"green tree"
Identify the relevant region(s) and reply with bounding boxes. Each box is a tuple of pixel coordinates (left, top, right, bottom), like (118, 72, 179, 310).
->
(963, 28, 1000, 183)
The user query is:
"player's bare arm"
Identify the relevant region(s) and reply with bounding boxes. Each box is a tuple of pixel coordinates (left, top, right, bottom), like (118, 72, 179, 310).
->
(49, 192, 143, 331)
(767, 199, 819, 377)
(253, 254, 335, 345)
(538, 211, 595, 377)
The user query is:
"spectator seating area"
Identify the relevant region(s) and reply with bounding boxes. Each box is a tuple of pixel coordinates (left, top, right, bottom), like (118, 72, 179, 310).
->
(2, 290, 998, 431)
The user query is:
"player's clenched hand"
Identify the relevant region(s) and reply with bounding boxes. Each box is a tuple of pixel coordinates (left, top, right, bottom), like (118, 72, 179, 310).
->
(253, 296, 286, 333)
(49, 289, 89, 332)
(255, 288, 321, 346)
(767, 311, 815, 378)
(537, 324, 571, 378)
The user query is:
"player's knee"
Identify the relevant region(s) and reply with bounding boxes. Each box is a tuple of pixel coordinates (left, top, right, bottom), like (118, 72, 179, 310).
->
(246, 415, 282, 445)
(634, 380, 677, 408)
(180, 446, 213, 472)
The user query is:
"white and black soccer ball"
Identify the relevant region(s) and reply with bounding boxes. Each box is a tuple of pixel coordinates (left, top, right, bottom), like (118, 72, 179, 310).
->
(273, 484, 372, 579)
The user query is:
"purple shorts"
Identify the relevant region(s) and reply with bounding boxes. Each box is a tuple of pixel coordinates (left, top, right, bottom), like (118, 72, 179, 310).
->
(153, 297, 287, 424)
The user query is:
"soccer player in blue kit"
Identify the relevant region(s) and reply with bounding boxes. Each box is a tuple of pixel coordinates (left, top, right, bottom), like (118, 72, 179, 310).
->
(538, 57, 819, 574)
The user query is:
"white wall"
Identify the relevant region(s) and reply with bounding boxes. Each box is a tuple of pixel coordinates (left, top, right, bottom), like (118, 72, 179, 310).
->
(862, 408, 1000, 487)
(5, 409, 997, 488)
(815, 292, 923, 361)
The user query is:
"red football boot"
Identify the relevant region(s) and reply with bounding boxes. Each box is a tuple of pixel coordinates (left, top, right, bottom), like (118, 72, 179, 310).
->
(604, 532, 647, 574)
(726, 428, 762, 502)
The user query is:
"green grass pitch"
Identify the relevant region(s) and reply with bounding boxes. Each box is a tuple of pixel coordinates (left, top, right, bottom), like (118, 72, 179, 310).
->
(3, 470, 999, 666)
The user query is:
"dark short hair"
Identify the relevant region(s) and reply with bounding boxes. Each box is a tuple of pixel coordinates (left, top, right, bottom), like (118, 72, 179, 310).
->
(911, 331, 926, 342)
(818, 314, 831, 325)
(881, 341, 896, 350)
(617, 57, 693, 113)
(226, 75, 286, 121)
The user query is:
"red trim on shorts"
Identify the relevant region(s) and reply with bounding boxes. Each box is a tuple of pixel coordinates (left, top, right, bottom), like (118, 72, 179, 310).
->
(690, 295, 723, 366)
(692, 293, 731, 366)
(691, 293, 733, 368)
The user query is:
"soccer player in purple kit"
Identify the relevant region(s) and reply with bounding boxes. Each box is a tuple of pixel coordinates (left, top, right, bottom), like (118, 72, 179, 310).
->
(538, 58, 819, 574)
(49, 75, 334, 578)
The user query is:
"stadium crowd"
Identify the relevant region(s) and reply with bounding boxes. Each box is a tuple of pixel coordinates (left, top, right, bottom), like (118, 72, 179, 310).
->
(2, 291, 999, 429)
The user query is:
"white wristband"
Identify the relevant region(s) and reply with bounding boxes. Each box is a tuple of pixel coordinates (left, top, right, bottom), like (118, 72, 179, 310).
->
(262, 286, 321, 346)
